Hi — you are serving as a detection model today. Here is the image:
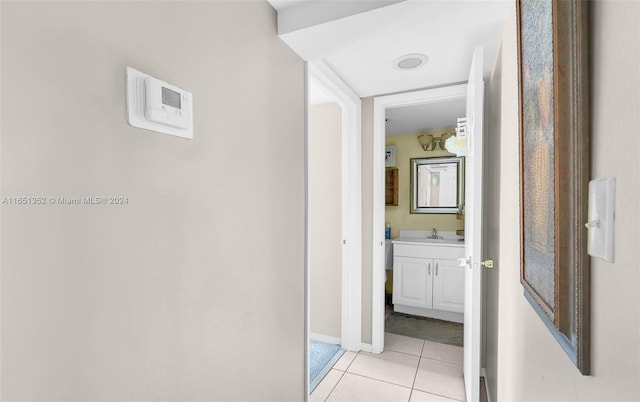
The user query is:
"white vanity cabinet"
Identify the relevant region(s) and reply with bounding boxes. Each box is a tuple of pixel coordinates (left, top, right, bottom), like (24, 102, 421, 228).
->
(431, 258, 465, 313)
(392, 240, 465, 323)
(393, 256, 434, 309)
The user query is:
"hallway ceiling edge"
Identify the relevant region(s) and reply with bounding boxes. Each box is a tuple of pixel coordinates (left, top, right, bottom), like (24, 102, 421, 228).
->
(268, 0, 512, 98)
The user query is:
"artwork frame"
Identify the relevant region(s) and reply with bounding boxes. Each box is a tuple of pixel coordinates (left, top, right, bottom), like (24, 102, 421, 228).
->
(517, 0, 591, 374)
(385, 145, 396, 167)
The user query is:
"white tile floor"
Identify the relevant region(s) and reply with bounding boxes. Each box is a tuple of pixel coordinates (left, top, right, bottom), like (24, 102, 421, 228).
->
(310, 333, 465, 402)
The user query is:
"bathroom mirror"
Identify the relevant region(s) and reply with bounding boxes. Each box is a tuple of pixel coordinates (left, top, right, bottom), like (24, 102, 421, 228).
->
(410, 156, 464, 214)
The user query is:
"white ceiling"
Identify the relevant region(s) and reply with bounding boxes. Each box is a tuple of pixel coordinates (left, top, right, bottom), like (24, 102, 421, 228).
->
(269, 0, 512, 134)
(385, 98, 466, 135)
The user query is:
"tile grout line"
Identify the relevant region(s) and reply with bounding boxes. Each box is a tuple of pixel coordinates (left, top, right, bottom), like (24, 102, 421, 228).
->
(413, 344, 466, 402)
(408, 340, 426, 401)
(350, 348, 417, 389)
(342, 371, 415, 391)
(343, 351, 358, 371)
(343, 350, 416, 389)
(415, 389, 466, 402)
(317, 351, 359, 402)
(322, 369, 345, 402)
(384, 348, 425, 358)
(419, 355, 464, 367)
(385, 334, 465, 401)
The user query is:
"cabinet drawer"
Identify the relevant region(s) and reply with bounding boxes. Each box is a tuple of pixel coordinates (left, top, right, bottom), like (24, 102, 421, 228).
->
(393, 243, 463, 260)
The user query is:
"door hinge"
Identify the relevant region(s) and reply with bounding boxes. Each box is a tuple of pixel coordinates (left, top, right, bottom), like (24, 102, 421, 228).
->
(481, 259, 494, 269)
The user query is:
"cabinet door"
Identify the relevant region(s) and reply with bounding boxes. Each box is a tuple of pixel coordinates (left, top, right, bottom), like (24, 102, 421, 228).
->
(432, 258, 465, 313)
(393, 256, 432, 309)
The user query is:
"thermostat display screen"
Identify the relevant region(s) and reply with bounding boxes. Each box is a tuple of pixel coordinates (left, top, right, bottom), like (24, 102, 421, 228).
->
(162, 87, 181, 109)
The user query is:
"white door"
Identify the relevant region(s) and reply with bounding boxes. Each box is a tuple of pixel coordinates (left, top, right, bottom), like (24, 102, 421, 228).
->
(462, 47, 484, 402)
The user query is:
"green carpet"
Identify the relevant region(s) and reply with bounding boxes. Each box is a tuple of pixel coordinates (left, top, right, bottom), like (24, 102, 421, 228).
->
(385, 312, 463, 347)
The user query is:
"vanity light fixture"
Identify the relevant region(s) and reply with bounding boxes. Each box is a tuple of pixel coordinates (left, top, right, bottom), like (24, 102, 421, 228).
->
(444, 136, 468, 156)
(444, 117, 469, 156)
(417, 132, 454, 151)
(392, 53, 429, 70)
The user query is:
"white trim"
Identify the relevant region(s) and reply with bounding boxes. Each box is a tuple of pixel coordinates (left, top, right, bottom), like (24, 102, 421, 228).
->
(371, 84, 468, 354)
(303, 62, 310, 401)
(359, 343, 373, 353)
(481, 367, 492, 402)
(309, 60, 362, 352)
(309, 333, 342, 345)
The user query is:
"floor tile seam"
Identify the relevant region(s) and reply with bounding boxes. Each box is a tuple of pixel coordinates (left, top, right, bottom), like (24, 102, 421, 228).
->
(407, 337, 427, 402)
(410, 385, 466, 402)
(322, 369, 346, 402)
(343, 371, 415, 390)
(332, 351, 359, 372)
(408, 348, 422, 402)
(383, 347, 424, 358)
(355, 350, 422, 366)
(419, 355, 464, 367)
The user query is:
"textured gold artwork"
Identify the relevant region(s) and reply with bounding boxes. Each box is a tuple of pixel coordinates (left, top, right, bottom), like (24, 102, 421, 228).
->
(517, 0, 591, 374)
(520, 0, 555, 312)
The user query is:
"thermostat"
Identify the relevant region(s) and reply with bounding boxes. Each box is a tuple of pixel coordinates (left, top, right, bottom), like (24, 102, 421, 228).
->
(126, 67, 193, 139)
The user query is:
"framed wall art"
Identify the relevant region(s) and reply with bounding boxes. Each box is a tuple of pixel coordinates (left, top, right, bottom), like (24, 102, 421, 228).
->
(517, 0, 591, 374)
(385, 145, 397, 167)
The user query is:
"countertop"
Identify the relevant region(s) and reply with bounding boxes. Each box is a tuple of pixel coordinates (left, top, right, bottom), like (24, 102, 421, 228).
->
(391, 229, 464, 248)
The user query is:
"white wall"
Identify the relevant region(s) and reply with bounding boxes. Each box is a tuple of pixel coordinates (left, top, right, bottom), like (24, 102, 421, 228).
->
(487, 2, 640, 401)
(0, 2, 305, 400)
(309, 102, 342, 339)
(361, 97, 375, 345)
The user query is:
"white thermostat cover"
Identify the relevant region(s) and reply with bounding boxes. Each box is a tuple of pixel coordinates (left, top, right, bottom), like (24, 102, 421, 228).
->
(126, 67, 193, 139)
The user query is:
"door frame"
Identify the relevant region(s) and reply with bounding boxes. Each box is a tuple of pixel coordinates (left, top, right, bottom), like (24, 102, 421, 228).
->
(371, 84, 467, 353)
(308, 60, 362, 352)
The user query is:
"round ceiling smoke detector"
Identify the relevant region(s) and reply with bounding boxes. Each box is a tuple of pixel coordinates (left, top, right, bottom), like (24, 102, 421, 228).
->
(392, 53, 429, 70)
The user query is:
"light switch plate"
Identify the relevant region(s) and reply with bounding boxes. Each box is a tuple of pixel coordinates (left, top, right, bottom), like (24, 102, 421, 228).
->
(587, 177, 615, 262)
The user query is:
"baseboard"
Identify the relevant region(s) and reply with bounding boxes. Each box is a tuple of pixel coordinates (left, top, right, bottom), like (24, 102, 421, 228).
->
(310, 334, 371, 353)
(393, 304, 464, 323)
(481, 367, 492, 402)
(359, 342, 373, 353)
(309, 333, 341, 345)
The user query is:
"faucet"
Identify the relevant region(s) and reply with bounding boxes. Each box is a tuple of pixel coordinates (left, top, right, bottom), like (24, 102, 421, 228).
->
(429, 228, 443, 239)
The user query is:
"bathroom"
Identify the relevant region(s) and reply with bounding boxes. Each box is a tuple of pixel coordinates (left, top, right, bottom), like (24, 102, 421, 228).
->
(384, 98, 467, 344)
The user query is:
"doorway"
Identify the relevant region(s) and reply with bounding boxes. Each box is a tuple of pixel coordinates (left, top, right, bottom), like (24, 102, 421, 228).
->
(307, 61, 362, 352)
(371, 84, 468, 353)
